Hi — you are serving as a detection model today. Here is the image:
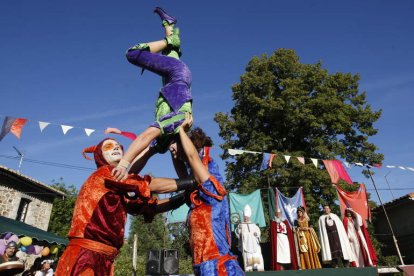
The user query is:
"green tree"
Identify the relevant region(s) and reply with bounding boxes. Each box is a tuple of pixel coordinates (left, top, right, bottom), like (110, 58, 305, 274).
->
(128, 213, 171, 256)
(214, 49, 383, 224)
(48, 178, 78, 237)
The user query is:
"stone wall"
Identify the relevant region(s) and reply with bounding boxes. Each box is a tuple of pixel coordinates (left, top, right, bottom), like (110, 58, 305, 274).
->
(0, 184, 52, 231)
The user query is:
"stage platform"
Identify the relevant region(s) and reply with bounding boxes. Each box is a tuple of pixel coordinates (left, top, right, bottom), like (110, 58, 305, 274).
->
(245, 267, 377, 276)
(172, 267, 378, 276)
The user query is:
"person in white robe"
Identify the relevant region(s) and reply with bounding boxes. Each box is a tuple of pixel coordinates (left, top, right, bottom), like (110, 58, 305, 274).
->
(344, 208, 377, 267)
(318, 205, 355, 268)
(235, 204, 264, 271)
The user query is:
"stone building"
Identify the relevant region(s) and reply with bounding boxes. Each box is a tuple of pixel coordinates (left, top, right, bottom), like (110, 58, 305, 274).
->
(0, 165, 66, 231)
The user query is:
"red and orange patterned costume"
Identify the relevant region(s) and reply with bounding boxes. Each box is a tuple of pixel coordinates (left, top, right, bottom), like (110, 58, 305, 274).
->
(56, 139, 157, 276)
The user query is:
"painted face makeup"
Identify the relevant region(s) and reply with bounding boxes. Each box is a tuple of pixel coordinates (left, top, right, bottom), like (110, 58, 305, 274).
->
(102, 140, 123, 166)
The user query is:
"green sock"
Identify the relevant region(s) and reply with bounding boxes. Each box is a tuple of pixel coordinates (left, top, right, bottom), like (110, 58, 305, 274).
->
(163, 28, 181, 59)
(129, 43, 150, 52)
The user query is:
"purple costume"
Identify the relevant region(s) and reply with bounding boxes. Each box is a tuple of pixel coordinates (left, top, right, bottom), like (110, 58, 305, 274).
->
(126, 49, 192, 113)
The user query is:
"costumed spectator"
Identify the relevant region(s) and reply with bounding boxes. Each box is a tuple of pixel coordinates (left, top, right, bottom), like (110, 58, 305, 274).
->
(55, 138, 196, 276)
(34, 260, 53, 276)
(112, 7, 193, 181)
(0, 241, 19, 264)
(293, 206, 321, 269)
(270, 209, 298, 270)
(235, 204, 264, 272)
(343, 208, 378, 267)
(318, 205, 354, 268)
(0, 241, 24, 276)
(169, 113, 244, 275)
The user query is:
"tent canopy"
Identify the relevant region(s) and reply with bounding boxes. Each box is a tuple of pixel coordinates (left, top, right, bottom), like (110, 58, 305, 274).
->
(0, 216, 67, 245)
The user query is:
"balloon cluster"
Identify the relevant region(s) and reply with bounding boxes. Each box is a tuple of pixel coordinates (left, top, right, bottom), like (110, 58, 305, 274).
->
(0, 232, 58, 256)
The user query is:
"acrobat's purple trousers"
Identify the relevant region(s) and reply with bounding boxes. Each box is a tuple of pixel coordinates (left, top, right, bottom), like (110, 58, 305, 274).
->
(126, 49, 192, 113)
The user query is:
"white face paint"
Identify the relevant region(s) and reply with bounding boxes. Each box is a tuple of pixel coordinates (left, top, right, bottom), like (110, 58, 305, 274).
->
(102, 140, 123, 166)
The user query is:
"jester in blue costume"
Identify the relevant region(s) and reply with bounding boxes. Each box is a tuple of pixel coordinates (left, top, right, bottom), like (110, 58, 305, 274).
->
(169, 113, 244, 276)
(112, 7, 192, 181)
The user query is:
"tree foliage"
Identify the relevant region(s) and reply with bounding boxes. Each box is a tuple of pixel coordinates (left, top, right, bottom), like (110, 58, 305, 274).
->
(214, 49, 383, 223)
(48, 178, 78, 237)
(128, 213, 171, 256)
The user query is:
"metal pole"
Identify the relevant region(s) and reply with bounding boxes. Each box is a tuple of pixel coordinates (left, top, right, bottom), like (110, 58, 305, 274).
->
(384, 171, 395, 200)
(367, 167, 405, 265)
(132, 233, 137, 276)
(13, 146, 24, 172)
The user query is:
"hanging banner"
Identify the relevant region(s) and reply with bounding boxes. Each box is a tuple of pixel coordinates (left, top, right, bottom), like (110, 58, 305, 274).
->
(335, 183, 370, 226)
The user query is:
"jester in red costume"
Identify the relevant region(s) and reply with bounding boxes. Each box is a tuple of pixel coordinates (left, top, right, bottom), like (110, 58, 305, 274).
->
(55, 138, 195, 276)
(168, 114, 244, 276)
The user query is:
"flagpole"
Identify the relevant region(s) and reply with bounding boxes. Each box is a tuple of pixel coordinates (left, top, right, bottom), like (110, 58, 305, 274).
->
(367, 167, 405, 265)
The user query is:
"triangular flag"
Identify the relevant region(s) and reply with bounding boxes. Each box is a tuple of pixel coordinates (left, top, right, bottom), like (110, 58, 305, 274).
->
(398, 166, 406, 170)
(61, 125, 73, 135)
(10, 118, 28, 139)
(260, 153, 276, 170)
(311, 158, 318, 167)
(38, 121, 50, 132)
(84, 128, 95, 136)
(344, 162, 351, 168)
(407, 167, 414, 172)
(284, 155, 291, 163)
(0, 117, 28, 141)
(386, 165, 396, 168)
(355, 162, 364, 167)
(228, 149, 244, 156)
(297, 157, 305, 165)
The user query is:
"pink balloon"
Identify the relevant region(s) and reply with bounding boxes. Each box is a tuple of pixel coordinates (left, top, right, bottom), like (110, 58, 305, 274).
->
(0, 244, 5, 255)
(7, 234, 19, 244)
(34, 245, 43, 255)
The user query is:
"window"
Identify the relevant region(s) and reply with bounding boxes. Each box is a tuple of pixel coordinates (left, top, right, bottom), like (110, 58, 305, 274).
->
(16, 198, 31, 222)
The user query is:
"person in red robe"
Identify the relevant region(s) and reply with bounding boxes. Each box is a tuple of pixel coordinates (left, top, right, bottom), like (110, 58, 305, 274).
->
(55, 138, 195, 276)
(270, 209, 298, 270)
(343, 208, 378, 267)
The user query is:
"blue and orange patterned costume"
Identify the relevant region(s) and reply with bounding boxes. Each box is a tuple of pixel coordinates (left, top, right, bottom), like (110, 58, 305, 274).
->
(188, 148, 244, 276)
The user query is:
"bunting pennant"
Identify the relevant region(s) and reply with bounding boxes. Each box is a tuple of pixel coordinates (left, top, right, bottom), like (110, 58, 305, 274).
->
(0, 116, 28, 141)
(228, 149, 244, 156)
(297, 157, 305, 165)
(61, 125, 73, 135)
(335, 184, 370, 226)
(322, 160, 353, 184)
(84, 128, 95, 136)
(260, 153, 276, 170)
(38, 121, 50, 132)
(311, 158, 318, 168)
(284, 155, 291, 163)
(274, 187, 306, 226)
(229, 190, 266, 231)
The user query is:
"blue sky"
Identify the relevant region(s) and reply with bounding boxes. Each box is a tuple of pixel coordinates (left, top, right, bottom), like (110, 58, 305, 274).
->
(1, 0, 413, 210)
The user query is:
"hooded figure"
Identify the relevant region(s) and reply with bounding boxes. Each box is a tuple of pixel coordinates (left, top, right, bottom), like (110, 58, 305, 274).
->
(56, 138, 195, 276)
(235, 205, 264, 272)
